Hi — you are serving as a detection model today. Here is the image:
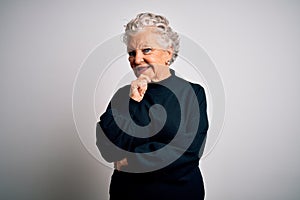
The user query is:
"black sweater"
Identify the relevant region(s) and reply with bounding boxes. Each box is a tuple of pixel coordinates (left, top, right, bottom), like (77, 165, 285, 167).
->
(96, 70, 208, 181)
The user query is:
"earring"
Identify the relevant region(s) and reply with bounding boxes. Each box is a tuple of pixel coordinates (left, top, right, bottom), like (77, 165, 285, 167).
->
(165, 60, 170, 65)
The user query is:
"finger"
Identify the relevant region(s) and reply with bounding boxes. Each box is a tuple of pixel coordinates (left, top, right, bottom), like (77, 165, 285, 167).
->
(130, 81, 139, 94)
(121, 158, 128, 166)
(138, 87, 146, 96)
(130, 91, 143, 102)
(137, 79, 148, 91)
(130, 80, 138, 90)
(130, 79, 147, 102)
(118, 159, 128, 170)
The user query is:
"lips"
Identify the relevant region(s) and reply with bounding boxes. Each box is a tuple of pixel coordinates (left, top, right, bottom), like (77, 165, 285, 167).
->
(135, 66, 150, 75)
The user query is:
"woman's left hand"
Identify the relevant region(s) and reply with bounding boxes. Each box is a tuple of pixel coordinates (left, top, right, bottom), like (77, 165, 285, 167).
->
(114, 158, 128, 171)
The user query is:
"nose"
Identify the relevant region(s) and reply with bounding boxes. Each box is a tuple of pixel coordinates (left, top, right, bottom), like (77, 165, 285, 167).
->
(134, 50, 144, 65)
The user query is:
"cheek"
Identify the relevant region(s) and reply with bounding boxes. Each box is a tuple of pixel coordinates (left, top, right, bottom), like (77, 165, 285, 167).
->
(158, 56, 165, 63)
(153, 57, 164, 65)
(146, 55, 160, 64)
(154, 53, 167, 64)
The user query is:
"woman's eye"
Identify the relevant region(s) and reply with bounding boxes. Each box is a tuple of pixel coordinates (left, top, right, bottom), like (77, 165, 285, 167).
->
(128, 51, 136, 57)
(142, 48, 152, 54)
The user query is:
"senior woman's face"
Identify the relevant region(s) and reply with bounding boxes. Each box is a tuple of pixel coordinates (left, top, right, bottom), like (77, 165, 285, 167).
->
(127, 27, 173, 81)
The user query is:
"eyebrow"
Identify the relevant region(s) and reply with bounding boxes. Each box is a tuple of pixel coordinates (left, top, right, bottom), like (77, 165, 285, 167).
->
(127, 45, 153, 52)
(127, 46, 155, 52)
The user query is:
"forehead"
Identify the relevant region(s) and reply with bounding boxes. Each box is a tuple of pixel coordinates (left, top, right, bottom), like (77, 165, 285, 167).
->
(126, 27, 163, 50)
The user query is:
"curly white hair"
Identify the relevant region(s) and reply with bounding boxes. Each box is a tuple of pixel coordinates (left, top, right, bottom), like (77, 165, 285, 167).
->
(123, 12, 180, 65)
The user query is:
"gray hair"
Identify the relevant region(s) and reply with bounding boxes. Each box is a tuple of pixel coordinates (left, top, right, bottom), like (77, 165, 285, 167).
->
(123, 12, 180, 65)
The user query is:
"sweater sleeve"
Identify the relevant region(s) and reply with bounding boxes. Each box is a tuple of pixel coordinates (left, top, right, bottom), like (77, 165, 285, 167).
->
(96, 87, 149, 163)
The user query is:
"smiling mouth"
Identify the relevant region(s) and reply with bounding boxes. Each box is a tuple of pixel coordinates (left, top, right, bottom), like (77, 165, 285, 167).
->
(135, 66, 151, 75)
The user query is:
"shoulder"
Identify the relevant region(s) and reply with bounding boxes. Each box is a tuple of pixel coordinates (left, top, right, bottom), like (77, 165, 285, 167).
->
(189, 82, 205, 96)
(174, 74, 206, 97)
(188, 82, 207, 106)
(174, 75, 207, 105)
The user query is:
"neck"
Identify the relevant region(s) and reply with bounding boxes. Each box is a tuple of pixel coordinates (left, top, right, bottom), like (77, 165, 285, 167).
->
(151, 68, 171, 82)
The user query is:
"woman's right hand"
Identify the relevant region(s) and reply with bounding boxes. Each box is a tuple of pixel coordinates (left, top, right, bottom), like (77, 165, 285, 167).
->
(129, 74, 151, 102)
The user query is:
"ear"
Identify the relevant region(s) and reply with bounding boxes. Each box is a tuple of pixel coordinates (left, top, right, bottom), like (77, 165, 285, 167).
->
(165, 47, 173, 61)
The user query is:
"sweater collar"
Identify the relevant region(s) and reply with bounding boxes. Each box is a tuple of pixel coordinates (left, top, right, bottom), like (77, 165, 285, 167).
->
(147, 69, 177, 93)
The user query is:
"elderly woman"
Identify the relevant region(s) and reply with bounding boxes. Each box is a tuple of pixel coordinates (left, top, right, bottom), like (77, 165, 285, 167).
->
(96, 12, 209, 200)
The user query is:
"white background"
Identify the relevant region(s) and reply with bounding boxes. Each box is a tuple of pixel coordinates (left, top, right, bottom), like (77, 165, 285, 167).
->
(1, 1, 300, 199)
